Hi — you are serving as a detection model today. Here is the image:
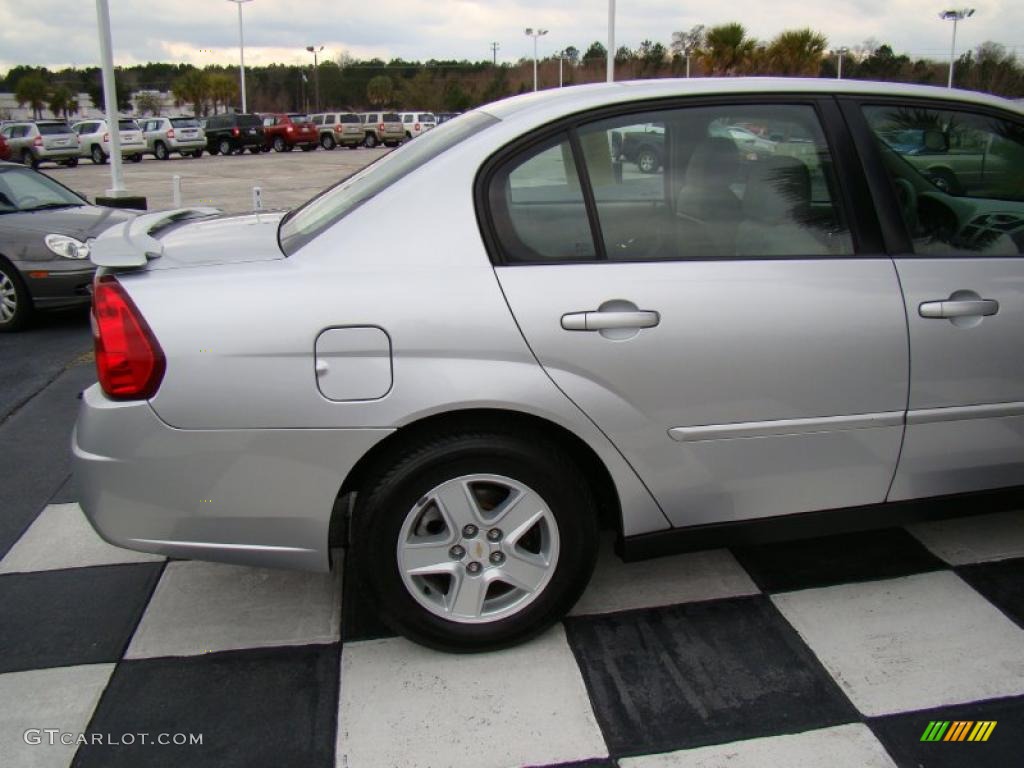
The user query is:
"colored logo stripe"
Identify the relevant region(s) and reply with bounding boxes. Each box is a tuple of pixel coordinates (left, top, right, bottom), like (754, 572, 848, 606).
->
(920, 720, 996, 742)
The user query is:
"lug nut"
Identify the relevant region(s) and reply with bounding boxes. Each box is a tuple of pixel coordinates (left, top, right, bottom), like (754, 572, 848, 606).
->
(466, 561, 482, 574)
(487, 528, 502, 542)
(462, 524, 478, 538)
(489, 551, 505, 565)
(449, 545, 465, 560)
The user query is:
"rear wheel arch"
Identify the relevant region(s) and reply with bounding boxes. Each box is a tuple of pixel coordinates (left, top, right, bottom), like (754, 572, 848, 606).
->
(330, 408, 622, 549)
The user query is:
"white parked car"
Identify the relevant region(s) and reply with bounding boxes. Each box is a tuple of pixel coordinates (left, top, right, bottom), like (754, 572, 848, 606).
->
(72, 119, 146, 165)
(139, 116, 206, 160)
(400, 111, 437, 139)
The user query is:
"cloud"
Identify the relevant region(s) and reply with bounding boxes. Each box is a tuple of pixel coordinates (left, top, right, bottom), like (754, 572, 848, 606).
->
(1, 0, 1021, 73)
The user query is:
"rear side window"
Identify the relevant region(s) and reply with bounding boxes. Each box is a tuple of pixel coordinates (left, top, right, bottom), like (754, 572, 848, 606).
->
(280, 111, 498, 255)
(38, 123, 73, 135)
(403, 115, 413, 123)
(488, 135, 596, 263)
(487, 103, 852, 264)
(311, 115, 324, 125)
(862, 103, 1024, 256)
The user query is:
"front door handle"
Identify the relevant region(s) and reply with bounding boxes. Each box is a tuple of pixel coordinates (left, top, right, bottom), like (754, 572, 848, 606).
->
(561, 310, 660, 331)
(919, 299, 999, 319)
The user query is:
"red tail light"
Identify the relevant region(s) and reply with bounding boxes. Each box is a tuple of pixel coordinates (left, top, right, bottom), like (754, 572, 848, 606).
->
(379, 123, 385, 132)
(34, 135, 43, 147)
(232, 127, 240, 137)
(92, 276, 165, 400)
(414, 123, 420, 132)
(334, 124, 342, 132)
(167, 128, 176, 139)
(286, 125, 294, 133)
(103, 132, 110, 142)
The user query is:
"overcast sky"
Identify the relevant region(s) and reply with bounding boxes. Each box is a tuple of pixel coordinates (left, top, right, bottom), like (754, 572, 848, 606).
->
(1, 0, 1022, 75)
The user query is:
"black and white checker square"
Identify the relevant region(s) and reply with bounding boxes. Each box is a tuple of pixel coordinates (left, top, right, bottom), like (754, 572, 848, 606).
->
(1, 500, 1023, 768)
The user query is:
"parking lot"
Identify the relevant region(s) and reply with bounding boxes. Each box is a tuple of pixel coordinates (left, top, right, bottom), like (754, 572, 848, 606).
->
(2, 136, 1024, 768)
(40, 146, 389, 213)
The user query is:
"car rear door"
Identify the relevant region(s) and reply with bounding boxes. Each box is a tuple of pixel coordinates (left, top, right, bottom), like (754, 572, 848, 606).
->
(845, 98, 1024, 500)
(485, 97, 909, 527)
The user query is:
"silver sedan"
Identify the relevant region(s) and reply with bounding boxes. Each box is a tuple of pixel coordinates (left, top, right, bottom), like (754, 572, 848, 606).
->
(74, 79, 1024, 651)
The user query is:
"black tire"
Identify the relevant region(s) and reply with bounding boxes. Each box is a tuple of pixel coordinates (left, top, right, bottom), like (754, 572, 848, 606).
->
(272, 136, 286, 153)
(218, 138, 233, 156)
(191, 149, 203, 158)
(21, 149, 40, 169)
(130, 153, 142, 163)
(154, 142, 169, 160)
(62, 157, 78, 168)
(0, 260, 32, 333)
(249, 146, 262, 154)
(351, 429, 599, 652)
(90, 145, 107, 165)
(636, 147, 659, 174)
(364, 133, 377, 148)
(300, 144, 315, 152)
(321, 134, 336, 150)
(405, 131, 412, 140)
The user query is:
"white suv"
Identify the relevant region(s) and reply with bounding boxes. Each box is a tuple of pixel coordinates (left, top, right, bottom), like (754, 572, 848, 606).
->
(400, 112, 437, 139)
(310, 112, 364, 150)
(72, 119, 146, 165)
(139, 116, 206, 160)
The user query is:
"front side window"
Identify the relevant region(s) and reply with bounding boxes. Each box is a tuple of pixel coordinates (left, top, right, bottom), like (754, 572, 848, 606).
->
(863, 103, 1024, 256)
(487, 103, 852, 264)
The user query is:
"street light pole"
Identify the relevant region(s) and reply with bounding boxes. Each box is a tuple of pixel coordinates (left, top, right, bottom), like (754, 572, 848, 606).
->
(836, 47, 849, 79)
(940, 8, 975, 88)
(94, 0, 124, 196)
(226, 0, 253, 112)
(524, 28, 548, 92)
(306, 45, 324, 111)
(607, 0, 615, 82)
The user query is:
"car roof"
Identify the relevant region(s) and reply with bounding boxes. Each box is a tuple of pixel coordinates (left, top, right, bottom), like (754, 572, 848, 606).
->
(480, 77, 1024, 123)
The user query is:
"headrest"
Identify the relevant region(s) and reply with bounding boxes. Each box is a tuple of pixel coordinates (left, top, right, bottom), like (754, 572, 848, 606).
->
(684, 137, 741, 186)
(743, 156, 811, 224)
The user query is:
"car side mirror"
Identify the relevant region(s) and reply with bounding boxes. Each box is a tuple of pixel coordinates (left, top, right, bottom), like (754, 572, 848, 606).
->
(923, 130, 949, 152)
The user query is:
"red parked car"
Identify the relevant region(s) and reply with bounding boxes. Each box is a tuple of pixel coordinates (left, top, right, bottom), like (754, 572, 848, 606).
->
(261, 113, 319, 152)
(0, 133, 10, 162)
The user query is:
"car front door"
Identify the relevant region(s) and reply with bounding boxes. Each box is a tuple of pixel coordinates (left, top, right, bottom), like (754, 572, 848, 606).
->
(850, 99, 1024, 500)
(486, 99, 909, 528)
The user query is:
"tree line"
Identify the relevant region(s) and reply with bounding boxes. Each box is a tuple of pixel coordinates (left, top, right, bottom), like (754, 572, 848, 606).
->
(4, 22, 1023, 120)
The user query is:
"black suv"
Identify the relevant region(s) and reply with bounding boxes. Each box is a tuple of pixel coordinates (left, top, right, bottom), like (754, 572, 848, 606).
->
(202, 113, 265, 155)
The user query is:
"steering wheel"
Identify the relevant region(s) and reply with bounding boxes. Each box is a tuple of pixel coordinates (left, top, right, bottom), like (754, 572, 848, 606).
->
(891, 177, 919, 235)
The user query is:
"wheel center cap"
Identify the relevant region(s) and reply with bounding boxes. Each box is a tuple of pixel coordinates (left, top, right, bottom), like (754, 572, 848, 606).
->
(471, 541, 486, 560)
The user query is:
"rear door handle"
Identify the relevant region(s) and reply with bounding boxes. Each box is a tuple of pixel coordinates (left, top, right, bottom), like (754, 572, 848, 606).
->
(561, 310, 660, 331)
(919, 299, 999, 319)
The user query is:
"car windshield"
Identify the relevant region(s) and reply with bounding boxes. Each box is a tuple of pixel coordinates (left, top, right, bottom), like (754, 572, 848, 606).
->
(170, 118, 199, 128)
(279, 111, 498, 255)
(0, 167, 86, 213)
(38, 123, 73, 135)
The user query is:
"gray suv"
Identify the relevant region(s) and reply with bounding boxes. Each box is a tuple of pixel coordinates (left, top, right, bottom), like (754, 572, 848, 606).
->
(0, 121, 80, 168)
(139, 117, 206, 160)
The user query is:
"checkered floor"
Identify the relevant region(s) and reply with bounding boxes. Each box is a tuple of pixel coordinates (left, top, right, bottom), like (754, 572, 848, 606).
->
(2, 500, 1023, 768)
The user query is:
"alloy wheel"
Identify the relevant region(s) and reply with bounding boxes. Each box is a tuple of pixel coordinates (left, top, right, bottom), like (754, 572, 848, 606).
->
(396, 474, 560, 624)
(0, 269, 19, 323)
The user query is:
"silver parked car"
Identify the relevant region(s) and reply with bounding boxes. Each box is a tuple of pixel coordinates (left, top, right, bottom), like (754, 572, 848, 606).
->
(0, 121, 80, 168)
(72, 118, 146, 164)
(139, 116, 206, 160)
(74, 79, 1024, 651)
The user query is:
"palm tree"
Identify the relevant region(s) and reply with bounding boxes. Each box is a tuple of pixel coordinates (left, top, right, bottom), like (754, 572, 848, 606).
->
(135, 91, 163, 116)
(48, 86, 74, 119)
(767, 29, 829, 76)
(173, 70, 210, 117)
(366, 75, 394, 107)
(207, 74, 239, 114)
(15, 74, 49, 119)
(700, 23, 757, 76)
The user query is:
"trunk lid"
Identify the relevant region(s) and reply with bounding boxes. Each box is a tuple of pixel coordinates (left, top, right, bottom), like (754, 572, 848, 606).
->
(90, 208, 286, 271)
